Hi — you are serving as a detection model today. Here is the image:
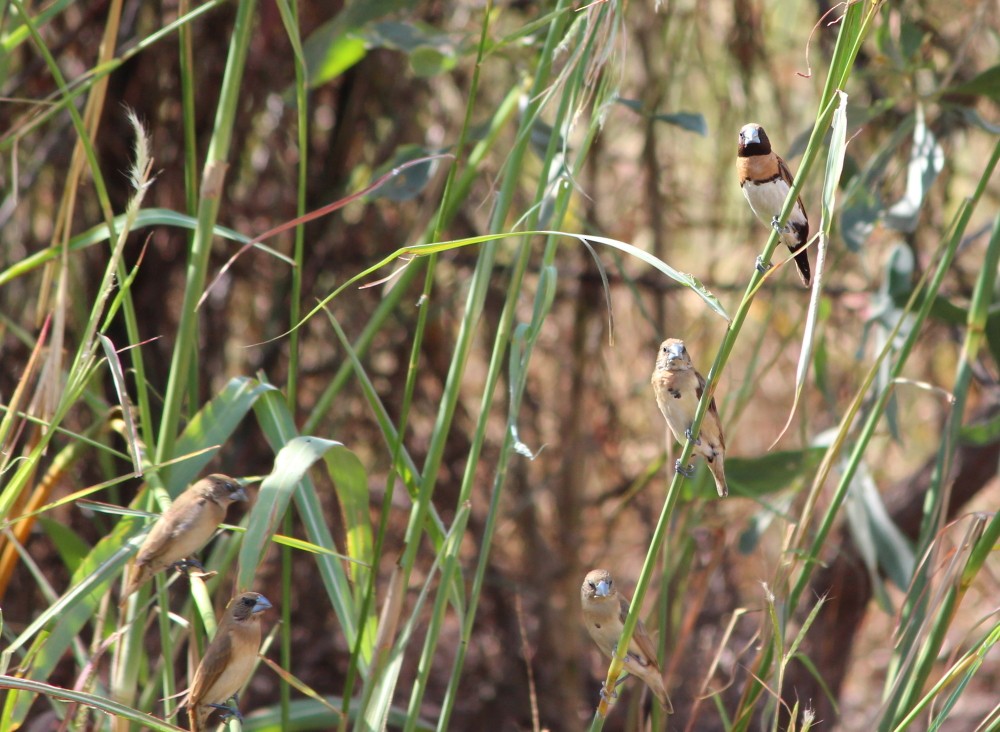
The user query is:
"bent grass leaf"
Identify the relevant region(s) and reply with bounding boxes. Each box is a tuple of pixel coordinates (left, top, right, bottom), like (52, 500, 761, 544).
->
(293, 230, 728, 342)
(251, 389, 362, 655)
(0, 676, 184, 731)
(237, 436, 343, 592)
(0, 209, 293, 288)
(772, 89, 849, 449)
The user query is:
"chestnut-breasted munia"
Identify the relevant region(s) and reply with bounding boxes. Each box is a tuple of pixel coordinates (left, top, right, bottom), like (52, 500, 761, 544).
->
(737, 122, 811, 286)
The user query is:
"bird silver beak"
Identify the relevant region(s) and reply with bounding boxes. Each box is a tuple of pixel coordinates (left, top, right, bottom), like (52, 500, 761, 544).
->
(744, 125, 760, 144)
(667, 342, 685, 361)
(252, 595, 272, 613)
(232, 486, 249, 502)
(595, 580, 611, 598)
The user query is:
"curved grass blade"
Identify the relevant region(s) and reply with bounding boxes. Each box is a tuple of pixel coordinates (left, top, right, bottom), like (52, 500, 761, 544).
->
(236, 436, 343, 591)
(0, 675, 185, 731)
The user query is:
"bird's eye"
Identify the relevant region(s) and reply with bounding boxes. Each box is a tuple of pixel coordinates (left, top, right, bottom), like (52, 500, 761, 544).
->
(588, 581, 595, 589)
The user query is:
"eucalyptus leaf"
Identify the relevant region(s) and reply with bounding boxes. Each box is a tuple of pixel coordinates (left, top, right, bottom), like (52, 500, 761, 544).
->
(367, 144, 444, 202)
(724, 448, 825, 497)
(840, 190, 882, 251)
(845, 466, 915, 594)
(364, 20, 454, 54)
(409, 46, 456, 76)
(884, 106, 944, 232)
(615, 98, 706, 135)
(652, 112, 707, 136)
(300, 0, 418, 87)
(943, 63, 1000, 100)
(958, 107, 1000, 134)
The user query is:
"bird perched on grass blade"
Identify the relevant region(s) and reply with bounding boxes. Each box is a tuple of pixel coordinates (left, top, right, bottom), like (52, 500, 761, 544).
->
(187, 592, 271, 732)
(581, 569, 672, 713)
(651, 338, 728, 497)
(737, 122, 811, 287)
(121, 474, 247, 604)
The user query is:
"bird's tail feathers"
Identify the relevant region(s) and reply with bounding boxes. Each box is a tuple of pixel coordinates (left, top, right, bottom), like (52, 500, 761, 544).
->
(791, 248, 811, 287)
(648, 672, 674, 714)
(709, 460, 729, 498)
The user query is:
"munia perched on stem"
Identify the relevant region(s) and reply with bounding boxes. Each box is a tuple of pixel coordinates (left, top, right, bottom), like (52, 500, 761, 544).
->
(121, 474, 247, 604)
(651, 338, 728, 497)
(581, 569, 672, 712)
(186, 592, 271, 731)
(737, 122, 812, 287)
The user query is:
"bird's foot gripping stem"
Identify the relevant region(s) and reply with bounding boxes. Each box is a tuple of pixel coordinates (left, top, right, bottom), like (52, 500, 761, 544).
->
(675, 459, 695, 478)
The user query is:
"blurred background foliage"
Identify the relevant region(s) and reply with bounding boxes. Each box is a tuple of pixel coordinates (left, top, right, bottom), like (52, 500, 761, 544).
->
(1, 0, 999, 730)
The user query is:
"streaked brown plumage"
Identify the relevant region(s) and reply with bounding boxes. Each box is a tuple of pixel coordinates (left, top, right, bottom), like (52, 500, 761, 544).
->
(737, 122, 811, 287)
(581, 569, 672, 712)
(187, 592, 271, 732)
(121, 474, 247, 604)
(651, 338, 728, 497)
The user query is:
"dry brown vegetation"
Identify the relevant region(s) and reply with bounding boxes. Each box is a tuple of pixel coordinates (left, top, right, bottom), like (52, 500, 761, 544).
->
(2, 1, 999, 730)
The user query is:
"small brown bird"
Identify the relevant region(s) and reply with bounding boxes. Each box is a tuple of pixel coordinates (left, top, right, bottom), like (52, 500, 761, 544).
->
(121, 474, 248, 604)
(581, 569, 672, 712)
(737, 122, 811, 287)
(187, 592, 271, 732)
(651, 338, 728, 497)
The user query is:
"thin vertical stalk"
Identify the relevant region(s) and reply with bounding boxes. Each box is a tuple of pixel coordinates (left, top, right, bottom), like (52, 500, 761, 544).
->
(882, 211, 1000, 727)
(273, 2, 309, 726)
(155, 0, 258, 466)
(349, 3, 500, 726)
(740, 138, 1000, 731)
(435, 7, 613, 727)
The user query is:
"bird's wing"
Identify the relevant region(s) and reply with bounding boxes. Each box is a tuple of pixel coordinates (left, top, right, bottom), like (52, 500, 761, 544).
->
(777, 156, 808, 225)
(138, 493, 207, 563)
(618, 596, 660, 668)
(694, 370, 725, 451)
(189, 627, 233, 707)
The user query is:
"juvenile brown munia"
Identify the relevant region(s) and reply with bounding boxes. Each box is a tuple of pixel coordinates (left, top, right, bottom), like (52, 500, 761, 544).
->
(737, 122, 811, 287)
(121, 474, 247, 604)
(651, 338, 728, 497)
(187, 591, 271, 732)
(581, 569, 672, 712)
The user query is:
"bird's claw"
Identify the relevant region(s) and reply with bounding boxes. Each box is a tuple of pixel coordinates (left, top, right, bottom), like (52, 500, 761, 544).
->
(600, 684, 620, 703)
(755, 255, 773, 274)
(675, 459, 695, 478)
(208, 702, 243, 723)
(770, 215, 791, 234)
(170, 558, 206, 574)
(684, 427, 702, 446)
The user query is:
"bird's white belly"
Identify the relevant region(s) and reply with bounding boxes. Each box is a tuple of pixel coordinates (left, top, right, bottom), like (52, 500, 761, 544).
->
(742, 179, 791, 222)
